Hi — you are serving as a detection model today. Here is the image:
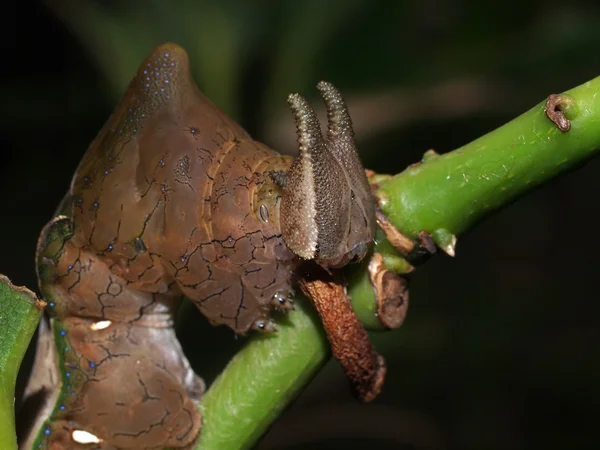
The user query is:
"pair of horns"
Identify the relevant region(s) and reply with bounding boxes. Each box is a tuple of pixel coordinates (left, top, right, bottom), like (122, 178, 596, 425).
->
(287, 81, 355, 150)
(281, 82, 373, 266)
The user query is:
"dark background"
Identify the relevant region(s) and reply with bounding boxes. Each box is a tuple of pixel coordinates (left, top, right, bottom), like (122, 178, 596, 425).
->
(3, 1, 600, 449)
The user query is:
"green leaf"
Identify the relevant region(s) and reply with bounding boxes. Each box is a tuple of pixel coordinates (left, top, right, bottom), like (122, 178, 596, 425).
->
(0, 275, 45, 449)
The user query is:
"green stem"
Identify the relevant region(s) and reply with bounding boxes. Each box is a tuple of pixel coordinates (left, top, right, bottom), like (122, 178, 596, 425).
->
(377, 77, 600, 241)
(194, 76, 600, 449)
(195, 297, 328, 450)
(0, 275, 45, 449)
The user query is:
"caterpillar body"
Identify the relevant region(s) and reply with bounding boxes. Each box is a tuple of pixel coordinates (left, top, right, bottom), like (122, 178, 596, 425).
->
(23, 43, 380, 449)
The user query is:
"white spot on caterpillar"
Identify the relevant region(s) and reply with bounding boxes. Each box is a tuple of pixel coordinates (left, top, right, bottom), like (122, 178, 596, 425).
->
(72, 430, 101, 444)
(89, 320, 112, 331)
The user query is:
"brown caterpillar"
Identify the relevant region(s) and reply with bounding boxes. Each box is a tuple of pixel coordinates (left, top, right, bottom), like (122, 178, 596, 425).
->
(22, 43, 404, 449)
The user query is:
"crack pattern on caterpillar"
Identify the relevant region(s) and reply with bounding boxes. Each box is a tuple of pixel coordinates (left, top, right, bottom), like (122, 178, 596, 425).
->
(22, 42, 380, 449)
(24, 43, 295, 450)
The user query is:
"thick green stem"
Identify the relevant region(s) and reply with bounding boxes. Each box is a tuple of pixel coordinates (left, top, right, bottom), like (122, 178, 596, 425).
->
(377, 77, 600, 241)
(194, 76, 600, 449)
(0, 275, 45, 449)
(195, 297, 328, 450)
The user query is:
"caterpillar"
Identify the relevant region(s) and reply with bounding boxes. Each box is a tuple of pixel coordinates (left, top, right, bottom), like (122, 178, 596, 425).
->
(21, 43, 399, 449)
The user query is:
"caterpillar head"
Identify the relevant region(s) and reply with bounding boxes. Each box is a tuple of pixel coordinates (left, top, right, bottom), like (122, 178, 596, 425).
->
(280, 82, 375, 269)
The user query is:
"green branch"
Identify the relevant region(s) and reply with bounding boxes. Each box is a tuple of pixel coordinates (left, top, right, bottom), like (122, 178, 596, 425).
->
(377, 77, 600, 250)
(196, 298, 328, 449)
(194, 75, 600, 450)
(0, 276, 45, 449)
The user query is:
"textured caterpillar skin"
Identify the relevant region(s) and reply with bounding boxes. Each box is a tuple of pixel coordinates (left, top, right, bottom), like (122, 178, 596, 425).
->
(66, 44, 295, 333)
(24, 44, 297, 449)
(24, 41, 382, 449)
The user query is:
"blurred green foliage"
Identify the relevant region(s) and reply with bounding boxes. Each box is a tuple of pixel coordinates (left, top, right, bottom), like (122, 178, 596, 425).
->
(4, 1, 600, 449)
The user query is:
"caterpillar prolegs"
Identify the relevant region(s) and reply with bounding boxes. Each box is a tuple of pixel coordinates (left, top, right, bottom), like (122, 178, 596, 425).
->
(22, 43, 398, 449)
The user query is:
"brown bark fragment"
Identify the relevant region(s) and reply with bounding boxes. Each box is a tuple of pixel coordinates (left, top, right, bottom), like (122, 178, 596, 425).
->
(368, 253, 409, 329)
(418, 231, 437, 255)
(375, 210, 415, 255)
(298, 264, 386, 402)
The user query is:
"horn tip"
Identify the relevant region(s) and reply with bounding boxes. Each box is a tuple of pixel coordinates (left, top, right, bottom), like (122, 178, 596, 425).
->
(287, 92, 304, 108)
(316, 80, 339, 100)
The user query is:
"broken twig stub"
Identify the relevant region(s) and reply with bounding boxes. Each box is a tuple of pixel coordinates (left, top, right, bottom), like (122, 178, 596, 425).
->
(545, 94, 571, 132)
